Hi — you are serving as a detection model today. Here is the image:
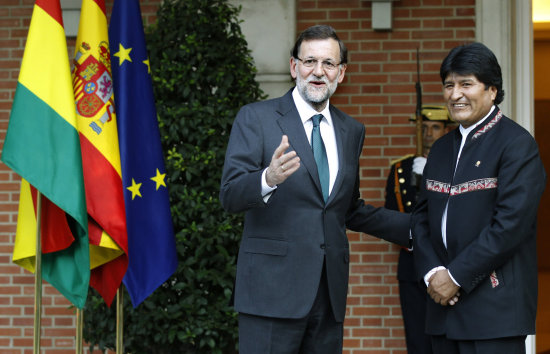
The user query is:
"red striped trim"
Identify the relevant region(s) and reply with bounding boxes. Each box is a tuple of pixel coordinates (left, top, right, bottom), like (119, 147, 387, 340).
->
(490, 271, 499, 288)
(35, 0, 64, 27)
(425, 179, 450, 194)
(450, 178, 497, 196)
(472, 110, 503, 140)
(426, 177, 498, 196)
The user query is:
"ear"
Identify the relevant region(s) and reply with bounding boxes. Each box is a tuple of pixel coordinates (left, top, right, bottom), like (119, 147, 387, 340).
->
(489, 85, 497, 101)
(290, 57, 298, 80)
(337, 64, 347, 84)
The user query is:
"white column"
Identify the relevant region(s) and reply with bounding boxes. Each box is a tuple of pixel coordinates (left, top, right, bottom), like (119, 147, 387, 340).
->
(512, 0, 534, 134)
(475, 0, 513, 119)
(476, 0, 534, 135)
(231, 0, 296, 98)
(476, 1, 535, 352)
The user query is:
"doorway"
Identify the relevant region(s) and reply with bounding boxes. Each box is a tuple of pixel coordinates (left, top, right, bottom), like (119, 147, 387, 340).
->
(534, 17, 550, 354)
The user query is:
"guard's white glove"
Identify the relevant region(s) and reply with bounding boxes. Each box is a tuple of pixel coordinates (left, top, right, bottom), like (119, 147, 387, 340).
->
(412, 156, 427, 175)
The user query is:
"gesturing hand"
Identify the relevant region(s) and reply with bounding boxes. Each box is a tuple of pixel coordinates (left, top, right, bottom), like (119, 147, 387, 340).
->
(265, 135, 301, 187)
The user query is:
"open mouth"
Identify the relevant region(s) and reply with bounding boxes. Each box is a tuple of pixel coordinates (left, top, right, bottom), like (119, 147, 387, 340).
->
(452, 103, 468, 108)
(308, 80, 326, 88)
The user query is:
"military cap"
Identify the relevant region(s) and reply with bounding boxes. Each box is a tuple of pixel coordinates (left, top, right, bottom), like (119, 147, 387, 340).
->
(411, 105, 453, 123)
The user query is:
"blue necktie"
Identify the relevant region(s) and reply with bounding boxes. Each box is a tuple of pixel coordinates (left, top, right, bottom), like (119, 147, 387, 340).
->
(311, 114, 329, 202)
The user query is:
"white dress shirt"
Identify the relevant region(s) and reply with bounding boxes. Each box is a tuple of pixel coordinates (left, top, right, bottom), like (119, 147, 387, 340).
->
(261, 87, 339, 201)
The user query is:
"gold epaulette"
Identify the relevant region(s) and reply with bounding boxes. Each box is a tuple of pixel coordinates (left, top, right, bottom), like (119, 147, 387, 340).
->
(390, 153, 415, 166)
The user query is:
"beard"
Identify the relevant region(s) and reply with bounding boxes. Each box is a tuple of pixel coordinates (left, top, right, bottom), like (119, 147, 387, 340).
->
(295, 70, 340, 111)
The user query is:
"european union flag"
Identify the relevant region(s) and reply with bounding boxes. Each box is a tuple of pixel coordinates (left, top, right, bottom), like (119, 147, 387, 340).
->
(109, 0, 177, 307)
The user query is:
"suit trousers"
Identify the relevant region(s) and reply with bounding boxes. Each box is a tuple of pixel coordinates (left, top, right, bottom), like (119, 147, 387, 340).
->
(431, 335, 526, 354)
(238, 262, 343, 354)
(399, 280, 432, 354)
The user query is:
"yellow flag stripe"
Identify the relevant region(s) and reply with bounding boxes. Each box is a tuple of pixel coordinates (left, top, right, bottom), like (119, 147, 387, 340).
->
(74, 0, 122, 174)
(75, 0, 108, 48)
(18, 6, 77, 130)
(90, 230, 124, 269)
(12, 180, 37, 273)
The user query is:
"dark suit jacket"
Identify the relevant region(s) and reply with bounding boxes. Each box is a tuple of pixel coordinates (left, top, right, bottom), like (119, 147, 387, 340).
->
(220, 89, 410, 322)
(412, 108, 547, 339)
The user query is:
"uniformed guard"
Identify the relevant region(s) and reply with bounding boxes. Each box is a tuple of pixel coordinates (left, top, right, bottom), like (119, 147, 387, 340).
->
(384, 105, 454, 354)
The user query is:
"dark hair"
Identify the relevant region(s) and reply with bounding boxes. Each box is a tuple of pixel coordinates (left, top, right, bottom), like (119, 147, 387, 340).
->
(439, 42, 504, 105)
(290, 25, 348, 64)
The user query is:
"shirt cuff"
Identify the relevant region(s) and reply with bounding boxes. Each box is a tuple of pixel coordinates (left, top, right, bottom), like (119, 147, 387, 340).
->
(261, 168, 277, 203)
(424, 266, 461, 287)
(447, 270, 460, 287)
(424, 266, 446, 287)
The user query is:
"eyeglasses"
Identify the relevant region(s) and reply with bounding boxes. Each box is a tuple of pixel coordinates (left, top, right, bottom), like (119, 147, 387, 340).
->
(295, 57, 342, 71)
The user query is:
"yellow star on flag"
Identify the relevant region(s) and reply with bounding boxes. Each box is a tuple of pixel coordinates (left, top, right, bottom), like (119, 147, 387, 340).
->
(114, 43, 132, 66)
(127, 178, 142, 200)
(143, 58, 151, 73)
(151, 168, 167, 190)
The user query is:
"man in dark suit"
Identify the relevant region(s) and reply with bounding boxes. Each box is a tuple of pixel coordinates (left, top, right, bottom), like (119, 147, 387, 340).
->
(412, 42, 546, 354)
(220, 25, 410, 353)
(385, 105, 454, 354)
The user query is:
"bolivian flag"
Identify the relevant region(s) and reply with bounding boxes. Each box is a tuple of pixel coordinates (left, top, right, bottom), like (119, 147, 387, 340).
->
(1, 0, 90, 308)
(72, 0, 128, 306)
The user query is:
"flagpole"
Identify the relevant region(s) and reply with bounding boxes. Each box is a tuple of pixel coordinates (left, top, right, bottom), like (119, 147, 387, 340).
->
(76, 309, 83, 353)
(116, 288, 123, 354)
(33, 191, 43, 353)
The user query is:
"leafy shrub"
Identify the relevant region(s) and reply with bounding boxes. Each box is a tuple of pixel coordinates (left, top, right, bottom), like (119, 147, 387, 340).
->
(83, 0, 264, 352)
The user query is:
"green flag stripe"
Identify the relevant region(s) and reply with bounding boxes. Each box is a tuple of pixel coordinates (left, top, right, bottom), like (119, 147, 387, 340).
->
(3, 83, 90, 308)
(2, 82, 87, 229)
(43, 217, 89, 308)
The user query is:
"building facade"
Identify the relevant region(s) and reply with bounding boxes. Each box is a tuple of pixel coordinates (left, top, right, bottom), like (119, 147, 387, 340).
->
(0, 0, 540, 353)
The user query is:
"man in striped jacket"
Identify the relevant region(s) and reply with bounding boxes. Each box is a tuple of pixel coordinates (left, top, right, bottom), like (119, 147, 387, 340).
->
(412, 42, 546, 354)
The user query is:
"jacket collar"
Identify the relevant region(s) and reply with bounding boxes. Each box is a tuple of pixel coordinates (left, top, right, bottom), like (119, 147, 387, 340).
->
(471, 107, 503, 140)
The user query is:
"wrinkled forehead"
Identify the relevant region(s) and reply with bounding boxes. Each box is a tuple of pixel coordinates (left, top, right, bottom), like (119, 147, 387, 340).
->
(298, 38, 341, 61)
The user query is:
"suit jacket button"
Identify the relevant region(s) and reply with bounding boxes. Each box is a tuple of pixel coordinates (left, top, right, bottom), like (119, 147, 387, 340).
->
(320, 244, 326, 249)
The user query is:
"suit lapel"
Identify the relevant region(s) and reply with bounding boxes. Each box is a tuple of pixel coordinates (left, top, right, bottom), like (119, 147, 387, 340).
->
(328, 106, 347, 205)
(275, 91, 323, 198)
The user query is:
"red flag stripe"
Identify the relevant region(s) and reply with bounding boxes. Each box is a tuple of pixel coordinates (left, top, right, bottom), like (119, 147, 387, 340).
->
(79, 134, 128, 252)
(29, 185, 75, 253)
(35, 0, 64, 27)
(91, 0, 106, 16)
(90, 255, 127, 306)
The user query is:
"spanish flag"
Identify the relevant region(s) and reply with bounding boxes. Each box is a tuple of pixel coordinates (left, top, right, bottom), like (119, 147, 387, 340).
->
(1, 0, 90, 308)
(72, 0, 128, 306)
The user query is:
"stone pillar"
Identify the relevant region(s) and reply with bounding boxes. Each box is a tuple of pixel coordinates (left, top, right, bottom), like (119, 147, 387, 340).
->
(230, 0, 296, 98)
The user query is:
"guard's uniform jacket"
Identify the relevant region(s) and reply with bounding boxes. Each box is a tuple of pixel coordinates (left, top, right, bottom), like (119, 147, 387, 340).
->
(385, 155, 417, 282)
(385, 155, 417, 213)
(412, 107, 546, 340)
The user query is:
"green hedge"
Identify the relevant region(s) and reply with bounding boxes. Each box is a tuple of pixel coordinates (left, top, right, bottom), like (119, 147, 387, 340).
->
(83, 0, 265, 352)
